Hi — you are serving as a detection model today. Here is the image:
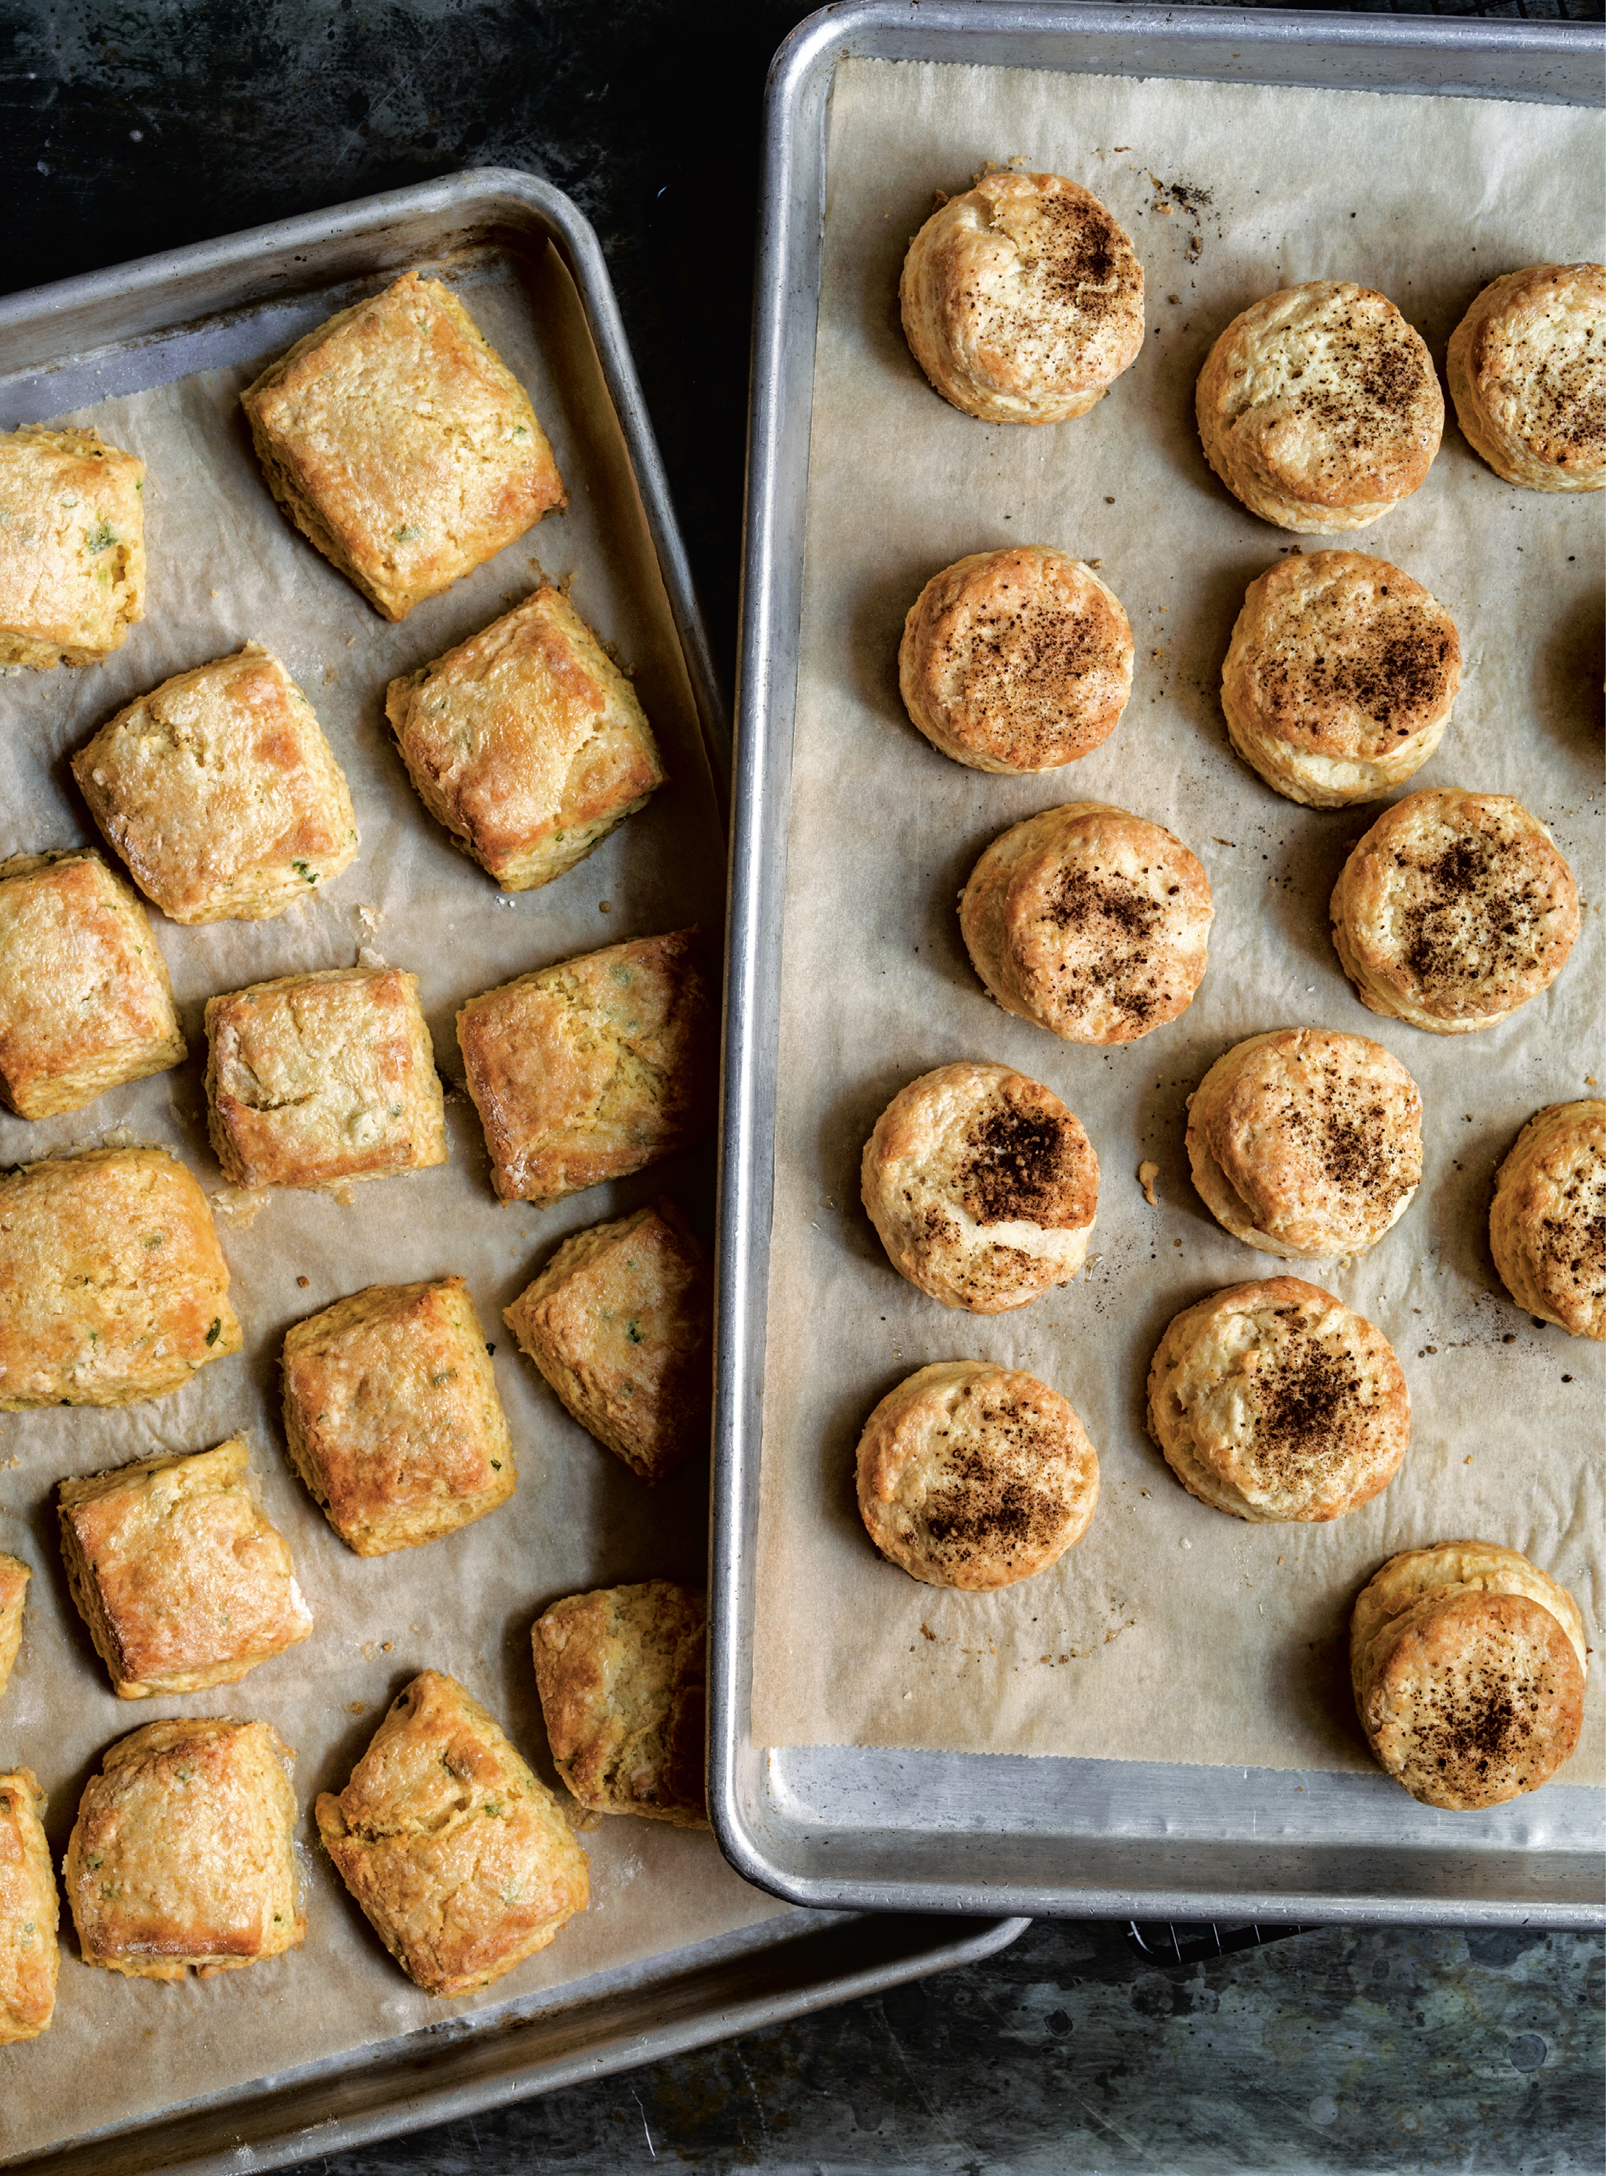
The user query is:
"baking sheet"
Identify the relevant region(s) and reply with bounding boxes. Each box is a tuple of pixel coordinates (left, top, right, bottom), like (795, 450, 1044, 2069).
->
(751, 56, 1605, 1777)
(0, 243, 789, 2162)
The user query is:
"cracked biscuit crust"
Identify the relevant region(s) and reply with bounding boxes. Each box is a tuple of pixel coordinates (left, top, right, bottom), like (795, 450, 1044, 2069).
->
(241, 271, 565, 620)
(1489, 1100, 1606, 1341)
(1221, 553, 1461, 807)
(1186, 1028, 1422, 1260)
(282, 1277, 516, 1553)
(1196, 282, 1442, 531)
(960, 801, 1212, 1045)
(1330, 788, 1579, 1035)
(0, 848, 186, 1118)
(861, 1061, 1098, 1314)
(0, 1147, 241, 1410)
(856, 1359, 1099, 1591)
(205, 965, 447, 1191)
(316, 1670, 589, 1994)
(900, 171, 1144, 425)
(65, 1718, 303, 1979)
(0, 424, 145, 668)
(0, 1770, 57, 2042)
(1350, 1542, 1587, 1810)
(1446, 263, 1606, 492)
(385, 585, 666, 891)
(57, 1438, 313, 1697)
(532, 1583, 709, 1826)
(73, 643, 359, 923)
(1147, 1277, 1409, 1523)
(0, 1555, 27, 1701)
(899, 547, 1133, 773)
(457, 929, 717, 1206)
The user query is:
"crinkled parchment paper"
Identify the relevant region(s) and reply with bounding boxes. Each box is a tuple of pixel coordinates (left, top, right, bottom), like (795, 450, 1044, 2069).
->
(0, 247, 788, 2161)
(751, 59, 1604, 1783)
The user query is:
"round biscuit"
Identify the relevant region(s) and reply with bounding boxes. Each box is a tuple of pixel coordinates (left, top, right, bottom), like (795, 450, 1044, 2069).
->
(1446, 262, 1606, 492)
(1489, 1099, 1606, 1340)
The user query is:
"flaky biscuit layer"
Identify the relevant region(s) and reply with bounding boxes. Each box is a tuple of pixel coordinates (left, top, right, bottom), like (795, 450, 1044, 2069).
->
(1446, 263, 1606, 492)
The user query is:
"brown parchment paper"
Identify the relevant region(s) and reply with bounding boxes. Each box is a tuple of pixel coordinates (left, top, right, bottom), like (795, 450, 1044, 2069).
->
(0, 248, 790, 2161)
(751, 58, 1605, 1783)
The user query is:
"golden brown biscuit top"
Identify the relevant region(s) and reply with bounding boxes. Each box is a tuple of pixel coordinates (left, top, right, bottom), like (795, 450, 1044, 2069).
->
(0, 425, 145, 647)
(1460, 263, 1606, 474)
(532, 1583, 708, 1822)
(1494, 1101, 1606, 1338)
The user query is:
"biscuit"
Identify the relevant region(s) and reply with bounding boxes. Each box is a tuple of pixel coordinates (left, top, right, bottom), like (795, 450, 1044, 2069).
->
(532, 1582, 708, 1827)
(898, 547, 1133, 773)
(1221, 553, 1461, 807)
(1196, 282, 1443, 531)
(504, 1202, 711, 1482)
(960, 801, 1213, 1044)
(241, 271, 565, 620)
(0, 1770, 57, 2042)
(900, 171, 1144, 425)
(1446, 263, 1606, 492)
(385, 585, 666, 891)
(458, 929, 717, 1206)
(72, 644, 359, 923)
(65, 1717, 303, 1979)
(317, 1671, 588, 1994)
(0, 848, 185, 1118)
(57, 1438, 313, 1698)
(282, 1277, 515, 1554)
(1350, 1541, 1587, 1810)
(0, 1147, 241, 1409)
(205, 965, 447, 1191)
(1187, 1029, 1422, 1260)
(0, 424, 145, 668)
(861, 1061, 1098, 1313)
(1147, 1278, 1409, 1523)
(1489, 1100, 1606, 1341)
(1330, 788, 1579, 1035)
(856, 1359, 1099, 1590)
(0, 1555, 26, 1701)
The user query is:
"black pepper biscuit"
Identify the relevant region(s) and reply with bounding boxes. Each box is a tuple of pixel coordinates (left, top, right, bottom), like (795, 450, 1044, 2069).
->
(1147, 1278, 1409, 1523)
(0, 1769, 57, 2043)
(855, 1359, 1099, 1591)
(0, 424, 145, 669)
(1350, 1542, 1588, 1810)
(1221, 553, 1461, 807)
(1186, 1028, 1423, 1260)
(899, 170, 1145, 424)
(1446, 263, 1606, 492)
(1330, 788, 1580, 1035)
(959, 801, 1213, 1045)
(1489, 1100, 1606, 1341)
(860, 1061, 1098, 1313)
(898, 547, 1133, 772)
(531, 1582, 709, 1827)
(1196, 282, 1443, 531)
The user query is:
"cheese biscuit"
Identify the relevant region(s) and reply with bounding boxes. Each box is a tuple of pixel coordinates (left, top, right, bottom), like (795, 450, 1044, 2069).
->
(0, 1555, 27, 1701)
(0, 1771, 57, 2042)
(532, 1583, 709, 1827)
(0, 424, 144, 668)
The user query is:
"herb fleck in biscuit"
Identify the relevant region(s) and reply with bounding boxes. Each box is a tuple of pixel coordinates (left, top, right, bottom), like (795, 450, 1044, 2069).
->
(1489, 1100, 1605, 1341)
(532, 1582, 708, 1826)
(1447, 263, 1606, 491)
(0, 424, 144, 668)
(0, 1770, 57, 2042)
(0, 848, 185, 1118)
(242, 270, 565, 619)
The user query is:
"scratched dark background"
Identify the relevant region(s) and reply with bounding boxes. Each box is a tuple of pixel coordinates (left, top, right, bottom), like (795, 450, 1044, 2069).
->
(4, 3, 1604, 2172)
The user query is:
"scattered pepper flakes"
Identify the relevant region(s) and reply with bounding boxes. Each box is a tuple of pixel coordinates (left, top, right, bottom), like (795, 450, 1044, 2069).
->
(919, 1622, 936, 1641)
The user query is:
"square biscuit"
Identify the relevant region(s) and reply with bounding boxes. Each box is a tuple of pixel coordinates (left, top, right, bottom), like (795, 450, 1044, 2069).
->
(0, 1554, 27, 1701)
(0, 1147, 241, 1410)
(316, 1670, 588, 1995)
(532, 1582, 708, 1826)
(205, 965, 447, 1192)
(241, 272, 565, 621)
(0, 425, 145, 669)
(504, 1201, 712, 1482)
(384, 585, 666, 892)
(72, 644, 359, 923)
(281, 1277, 515, 1555)
(64, 1718, 303, 1981)
(58, 1438, 314, 1699)
(0, 1770, 58, 2042)
(457, 929, 717, 1206)
(0, 848, 186, 1118)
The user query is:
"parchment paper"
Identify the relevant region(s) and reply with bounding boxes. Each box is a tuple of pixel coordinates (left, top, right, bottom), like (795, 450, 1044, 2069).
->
(752, 59, 1605, 1781)
(0, 247, 789, 2161)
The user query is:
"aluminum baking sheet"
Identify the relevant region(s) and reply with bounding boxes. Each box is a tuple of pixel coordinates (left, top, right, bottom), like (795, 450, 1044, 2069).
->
(0, 169, 1025, 2171)
(712, 3, 1606, 1924)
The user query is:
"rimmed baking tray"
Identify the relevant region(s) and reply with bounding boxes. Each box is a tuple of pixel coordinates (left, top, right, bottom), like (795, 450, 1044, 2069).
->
(712, 3, 1606, 1924)
(0, 168, 1027, 2171)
